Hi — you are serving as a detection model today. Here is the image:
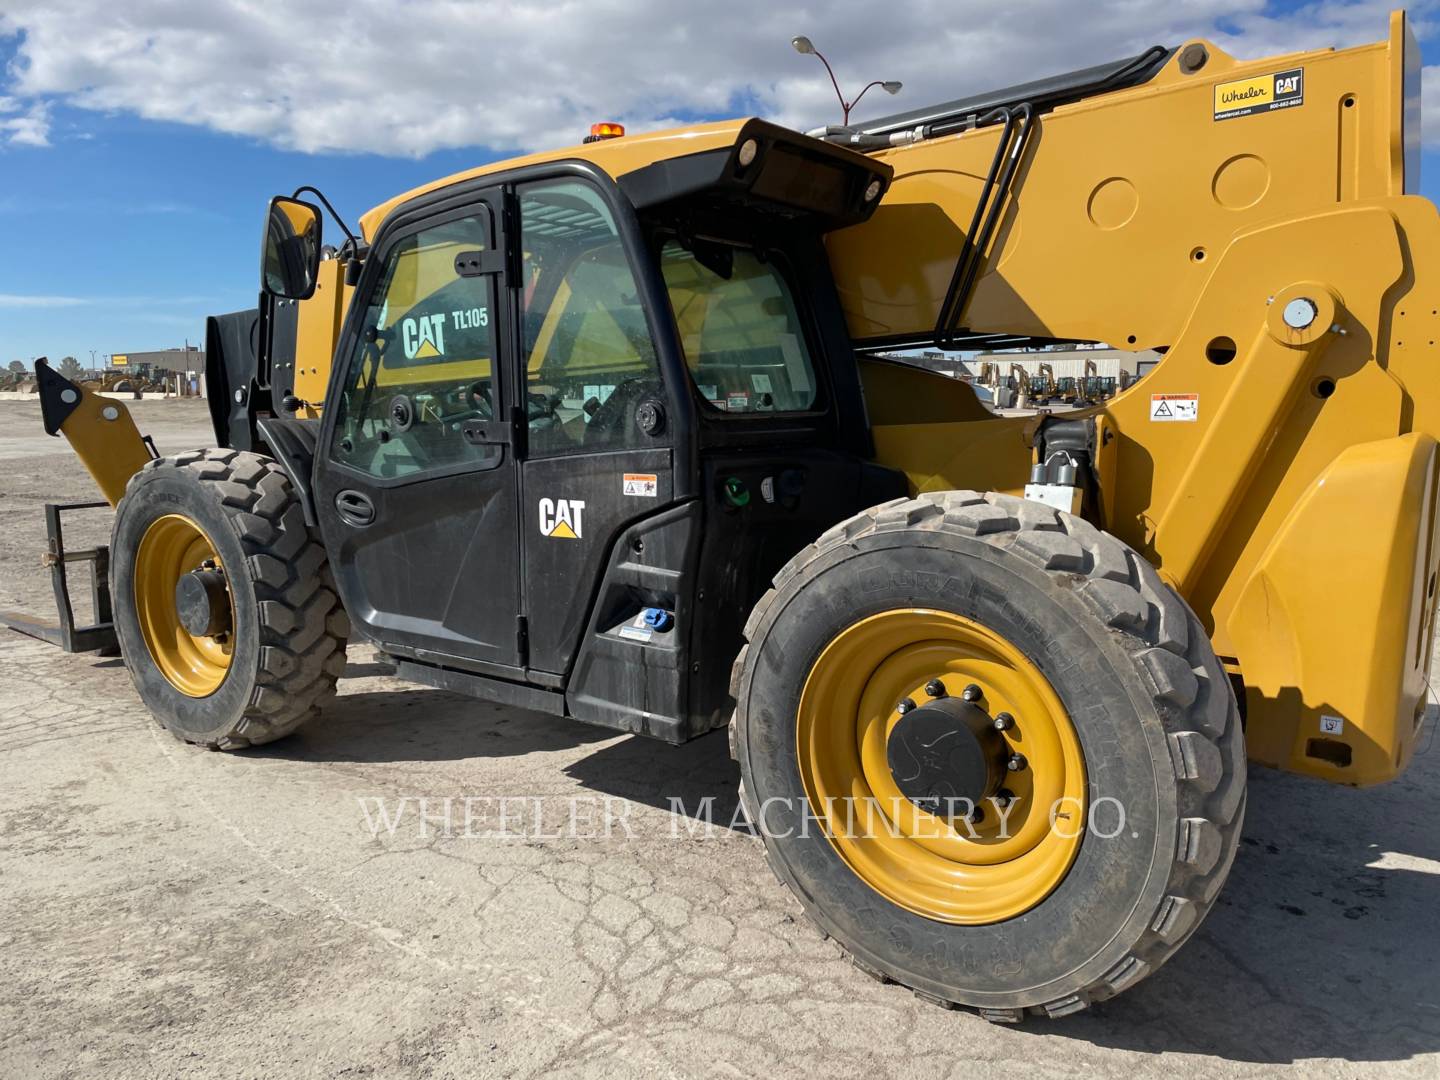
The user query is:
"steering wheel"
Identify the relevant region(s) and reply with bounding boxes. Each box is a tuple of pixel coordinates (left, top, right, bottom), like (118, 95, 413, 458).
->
(467, 381, 494, 419)
(527, 390, 562, 427)
(584, 379, 650, 446)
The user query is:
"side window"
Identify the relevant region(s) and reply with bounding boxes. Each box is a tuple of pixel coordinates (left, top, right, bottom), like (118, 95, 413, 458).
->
(660, 239, 819, 413)
(329, 210, 499, 479)
(518, 180, 662, 456)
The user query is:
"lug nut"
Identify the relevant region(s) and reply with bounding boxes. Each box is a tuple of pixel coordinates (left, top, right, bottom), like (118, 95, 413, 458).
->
(968, 804, 985, 824)
(924, 679, 946, 698)
(1007, 753, 1028, 772)
(961, 684, 983, 702)
(897, 697, 916, 715)
(995, 788, 1015, 807)
(993, 712, 1014, 731)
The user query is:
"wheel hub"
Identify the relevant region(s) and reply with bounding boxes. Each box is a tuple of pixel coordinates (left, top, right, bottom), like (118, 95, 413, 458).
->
(174, 567, 231, 638)
(133, 514, 235, 698)
(886, 696, 1006, 815)
(796, 608, 1087, 925)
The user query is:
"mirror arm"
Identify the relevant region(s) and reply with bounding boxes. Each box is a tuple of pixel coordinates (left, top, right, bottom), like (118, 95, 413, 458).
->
(292, 185, 359, 248)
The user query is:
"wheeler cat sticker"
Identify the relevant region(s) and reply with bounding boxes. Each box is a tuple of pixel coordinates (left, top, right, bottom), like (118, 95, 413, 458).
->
(1214, 68, 1303, 120)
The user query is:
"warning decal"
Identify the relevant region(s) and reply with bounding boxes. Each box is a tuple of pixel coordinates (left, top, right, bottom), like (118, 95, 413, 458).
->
(1214, 67, 1303, 121)
(623, 473, 658, 497)
(1150, 394, 1199, 422)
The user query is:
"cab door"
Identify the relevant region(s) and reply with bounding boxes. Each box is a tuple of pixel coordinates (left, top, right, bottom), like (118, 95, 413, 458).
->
(512, 177, 676, 675)
(313, 189, 524, 671)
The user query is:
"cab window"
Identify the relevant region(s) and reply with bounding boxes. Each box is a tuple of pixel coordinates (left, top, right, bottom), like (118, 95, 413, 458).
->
(518, 180, 662, 456)
(329, 210, 498, 479)
(660, 239, 818, 413)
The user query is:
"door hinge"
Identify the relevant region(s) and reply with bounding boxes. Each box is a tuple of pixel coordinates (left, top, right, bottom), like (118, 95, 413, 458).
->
(516, 615, 529, 663)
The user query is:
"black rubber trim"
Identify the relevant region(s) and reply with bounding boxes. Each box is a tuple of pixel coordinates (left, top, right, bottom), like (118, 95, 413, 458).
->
(256, 416, 321, 526)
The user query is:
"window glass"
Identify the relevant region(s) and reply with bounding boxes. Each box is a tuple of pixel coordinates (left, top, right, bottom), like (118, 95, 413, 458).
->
(518, 180, 662, 456)
(660, 240, 818, 413)
(330, 211, 499, 479)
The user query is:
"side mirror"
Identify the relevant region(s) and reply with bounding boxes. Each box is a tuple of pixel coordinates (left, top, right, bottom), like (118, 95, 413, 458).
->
(261, 195, 322, 300)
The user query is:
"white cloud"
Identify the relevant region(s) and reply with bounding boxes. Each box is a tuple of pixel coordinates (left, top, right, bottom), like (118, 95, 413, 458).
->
(0, 1, 1435, 156)
(0, 293, 84, 308)
(0, 98, 49, 146)
(0, 292, 214, 307)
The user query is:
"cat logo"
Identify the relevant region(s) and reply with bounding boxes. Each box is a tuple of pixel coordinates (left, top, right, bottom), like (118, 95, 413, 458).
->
(402, 313, 446, 359)
(538, 498, 585, 539)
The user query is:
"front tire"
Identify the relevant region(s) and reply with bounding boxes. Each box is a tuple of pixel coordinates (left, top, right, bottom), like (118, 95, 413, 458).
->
(112, 449, 349, 749)
(730, 491, 1246, 1020)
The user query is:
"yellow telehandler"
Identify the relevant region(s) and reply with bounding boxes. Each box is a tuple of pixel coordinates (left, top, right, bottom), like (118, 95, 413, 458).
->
(5, 9, 1434, 1021)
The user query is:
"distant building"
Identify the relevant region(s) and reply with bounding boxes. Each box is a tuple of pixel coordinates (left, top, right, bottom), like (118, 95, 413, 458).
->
(111, 346, 204, 374)
(107, 345, 206, 397)
(873, 345, 1165, 409)
(878, 346, 1161, 381)
(963, 347, 1159, 381)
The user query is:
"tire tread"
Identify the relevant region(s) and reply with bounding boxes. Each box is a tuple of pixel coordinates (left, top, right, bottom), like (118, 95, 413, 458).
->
(121, 449, 346, 749)
(729, 489, 1246, 1021)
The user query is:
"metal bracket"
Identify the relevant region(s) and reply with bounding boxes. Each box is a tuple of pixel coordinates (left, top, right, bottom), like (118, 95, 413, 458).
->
(0, 501, 120, 654)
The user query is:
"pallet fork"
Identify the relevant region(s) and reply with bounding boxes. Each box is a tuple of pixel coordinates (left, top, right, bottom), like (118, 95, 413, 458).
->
(0, 501, 120, 655)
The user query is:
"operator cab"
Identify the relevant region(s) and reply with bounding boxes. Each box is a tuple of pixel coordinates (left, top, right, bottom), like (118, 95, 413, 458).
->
(267, 120, 904, 742)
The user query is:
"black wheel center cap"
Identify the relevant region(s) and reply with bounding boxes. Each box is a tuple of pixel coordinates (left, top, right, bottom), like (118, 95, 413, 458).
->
(886, 697, 1006, 814)
(175, 569, 231, 638)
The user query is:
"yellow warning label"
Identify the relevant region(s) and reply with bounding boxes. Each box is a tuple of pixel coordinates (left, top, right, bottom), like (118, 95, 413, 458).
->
(1214, 67, 1303, 120)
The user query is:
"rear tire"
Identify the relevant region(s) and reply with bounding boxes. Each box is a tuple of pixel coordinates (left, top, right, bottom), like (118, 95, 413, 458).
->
(112, 449, 349, 749)
(730, 491, 1246, 1019)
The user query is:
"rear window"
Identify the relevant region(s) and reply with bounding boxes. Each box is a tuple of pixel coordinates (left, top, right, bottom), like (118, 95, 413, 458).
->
(659, 240, 818, 414)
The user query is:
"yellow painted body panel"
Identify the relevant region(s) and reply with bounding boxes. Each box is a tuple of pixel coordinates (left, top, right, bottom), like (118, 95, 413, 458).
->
(292, 258, 346, 417)
(855, 13, 1435, 784)
(829, 20, 1411, 345)
(1228, 433, 1438, 783)
(54, 387, 153, 507)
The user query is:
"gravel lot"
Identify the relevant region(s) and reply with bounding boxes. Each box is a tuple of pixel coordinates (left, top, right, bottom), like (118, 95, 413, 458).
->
(3, 397, 1440, 1078)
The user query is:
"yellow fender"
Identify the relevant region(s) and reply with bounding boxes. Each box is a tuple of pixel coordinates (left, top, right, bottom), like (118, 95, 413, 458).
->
(1229, 433, 1440, 785)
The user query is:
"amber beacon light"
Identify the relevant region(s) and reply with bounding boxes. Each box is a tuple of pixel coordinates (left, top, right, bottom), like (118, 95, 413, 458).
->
(584, 122, 626, 143)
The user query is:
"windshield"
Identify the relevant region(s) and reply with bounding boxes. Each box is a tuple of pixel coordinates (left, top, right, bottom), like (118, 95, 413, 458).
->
(659, 240, 819, 414)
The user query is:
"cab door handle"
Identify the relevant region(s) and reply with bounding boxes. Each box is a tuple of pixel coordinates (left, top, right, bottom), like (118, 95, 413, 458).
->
(334, 489, 375, 527)
(461, 419, 514, 446)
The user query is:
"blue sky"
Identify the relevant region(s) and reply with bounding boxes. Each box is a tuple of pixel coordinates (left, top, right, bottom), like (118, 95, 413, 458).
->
(2, 0, 1438, 368)
(0, 93, 496, 366)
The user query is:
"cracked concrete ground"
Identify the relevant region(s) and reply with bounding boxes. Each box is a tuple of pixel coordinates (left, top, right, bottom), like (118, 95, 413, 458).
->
(3, 398, 1440, 1078)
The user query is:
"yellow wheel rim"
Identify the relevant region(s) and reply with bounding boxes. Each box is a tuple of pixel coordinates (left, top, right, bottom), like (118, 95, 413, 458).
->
(797, 609, 1087, 925)
(133, 514, 234, 697)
